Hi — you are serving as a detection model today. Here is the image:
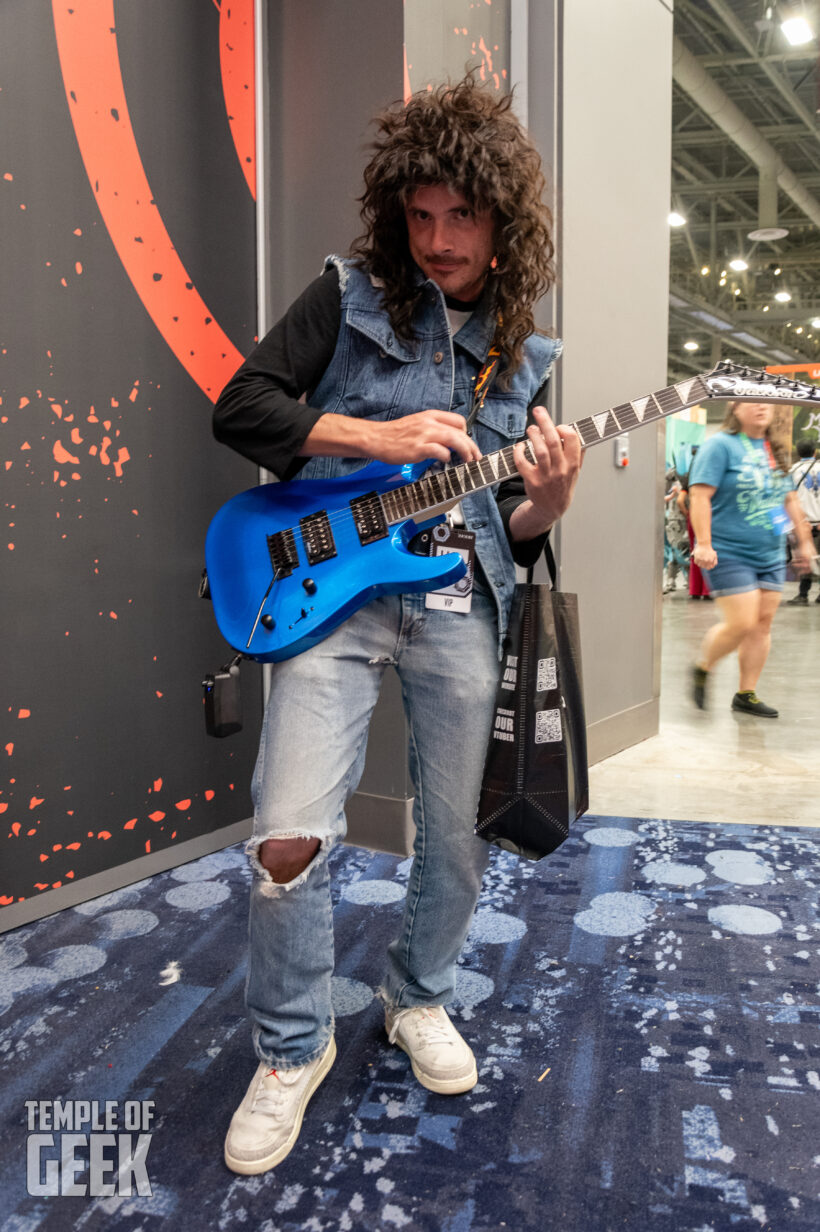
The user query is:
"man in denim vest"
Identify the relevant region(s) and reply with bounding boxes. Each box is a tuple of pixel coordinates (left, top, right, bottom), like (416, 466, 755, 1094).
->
(214, 78, 582, 1175)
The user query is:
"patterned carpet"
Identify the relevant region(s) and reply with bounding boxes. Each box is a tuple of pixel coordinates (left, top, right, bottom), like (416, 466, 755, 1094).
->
(0, 815, 818, 1231)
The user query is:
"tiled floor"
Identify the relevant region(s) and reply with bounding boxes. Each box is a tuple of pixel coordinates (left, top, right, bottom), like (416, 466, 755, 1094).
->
(589, 579, 820, 827)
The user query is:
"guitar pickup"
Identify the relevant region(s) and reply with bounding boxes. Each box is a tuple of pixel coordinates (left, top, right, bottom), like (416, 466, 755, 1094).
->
(300, 510, 336, 565)
(267, 528, 299, 578)
(350, 491, 388, 545)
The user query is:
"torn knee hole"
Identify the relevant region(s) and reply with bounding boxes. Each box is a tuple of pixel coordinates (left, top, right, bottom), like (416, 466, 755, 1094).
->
(257, 835, 322, 884)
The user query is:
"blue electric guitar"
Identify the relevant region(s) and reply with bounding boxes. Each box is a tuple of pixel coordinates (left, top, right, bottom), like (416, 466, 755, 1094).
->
(205, 361, 820, 662)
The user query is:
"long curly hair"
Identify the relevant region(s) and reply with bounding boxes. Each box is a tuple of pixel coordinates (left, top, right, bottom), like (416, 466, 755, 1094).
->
(723, 402, 790, 472)
(350, 78, 555, 381)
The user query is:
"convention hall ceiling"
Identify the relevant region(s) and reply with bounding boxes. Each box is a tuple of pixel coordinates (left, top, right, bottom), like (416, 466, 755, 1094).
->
(669, 0, 820, 379)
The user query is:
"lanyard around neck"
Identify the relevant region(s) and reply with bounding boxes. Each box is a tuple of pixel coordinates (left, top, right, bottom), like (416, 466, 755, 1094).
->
(739, 432, 777, 493)
(739, 432, 775, 467)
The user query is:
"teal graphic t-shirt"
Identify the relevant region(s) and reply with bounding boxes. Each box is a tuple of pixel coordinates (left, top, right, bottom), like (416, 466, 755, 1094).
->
(689, 432, 793, 568)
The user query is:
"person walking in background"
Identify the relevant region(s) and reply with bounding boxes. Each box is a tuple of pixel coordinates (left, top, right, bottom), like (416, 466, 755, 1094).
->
(689, 401, 815, 718)
(787, 437, 820, 605)
(664, 466, 689, 593)
(676, 446, 712, 600)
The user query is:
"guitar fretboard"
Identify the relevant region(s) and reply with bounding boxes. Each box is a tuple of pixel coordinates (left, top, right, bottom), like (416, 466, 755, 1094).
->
(381, 374, 709, 524)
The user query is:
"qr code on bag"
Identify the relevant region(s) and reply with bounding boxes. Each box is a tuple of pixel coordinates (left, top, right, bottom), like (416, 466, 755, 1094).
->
(536, 656, 557, 692)
(535, 708, 562, 744)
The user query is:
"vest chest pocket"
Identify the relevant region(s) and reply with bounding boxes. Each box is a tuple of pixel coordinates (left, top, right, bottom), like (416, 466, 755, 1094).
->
(473, 395, 528, 453)
(339, 309, 421, 420)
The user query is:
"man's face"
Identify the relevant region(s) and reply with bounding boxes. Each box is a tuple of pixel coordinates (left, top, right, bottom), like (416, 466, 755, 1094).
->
(404, 184, 495, 303)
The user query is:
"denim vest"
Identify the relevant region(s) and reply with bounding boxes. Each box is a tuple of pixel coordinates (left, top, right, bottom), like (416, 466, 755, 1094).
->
(299, 257, 562, 647)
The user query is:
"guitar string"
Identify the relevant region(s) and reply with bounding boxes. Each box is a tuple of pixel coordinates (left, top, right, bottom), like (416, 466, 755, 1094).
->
(272, 382, 699, 541)
(250, 372, 817, 635)
(262, 372, 817, 547)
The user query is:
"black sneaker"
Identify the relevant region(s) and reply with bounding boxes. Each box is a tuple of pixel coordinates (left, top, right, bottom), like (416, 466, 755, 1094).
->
(692, 665, 709, 710)
(731, 692, 778, 718)
(788, 594, 808, 605)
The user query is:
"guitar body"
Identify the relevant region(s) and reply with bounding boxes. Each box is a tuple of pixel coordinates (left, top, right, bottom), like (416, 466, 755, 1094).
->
(205, 460, 467, 663)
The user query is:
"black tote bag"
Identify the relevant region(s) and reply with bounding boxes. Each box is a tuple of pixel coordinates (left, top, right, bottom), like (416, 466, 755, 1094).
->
(474, 543, 589, 860)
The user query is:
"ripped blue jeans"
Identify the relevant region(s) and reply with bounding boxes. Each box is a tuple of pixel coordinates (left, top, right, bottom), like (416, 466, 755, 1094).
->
(245, 586, 499, 1069)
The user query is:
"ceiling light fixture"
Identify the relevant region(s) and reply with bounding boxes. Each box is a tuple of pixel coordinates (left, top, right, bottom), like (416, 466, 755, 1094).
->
(775, 290, 792, 302)
(701, 265, 710, 276)
(811, 317, 820, 329)
(668, 211, 687, 227)
(781, 8, 814, 46)
(747, 226, 789, 241)
(684, 341, 699, 351)
(729, 258, 748, 271)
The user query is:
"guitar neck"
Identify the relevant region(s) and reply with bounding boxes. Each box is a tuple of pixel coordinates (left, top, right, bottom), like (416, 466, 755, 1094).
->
(381, 373, 710, 525)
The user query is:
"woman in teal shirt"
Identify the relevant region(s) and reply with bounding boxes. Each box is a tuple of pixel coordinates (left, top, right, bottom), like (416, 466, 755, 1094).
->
(689, 401, 814, 717)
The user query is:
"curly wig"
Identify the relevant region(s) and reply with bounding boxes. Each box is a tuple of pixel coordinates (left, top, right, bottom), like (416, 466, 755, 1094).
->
(723, 401, 790, 472)
(350, 77, 555, 380)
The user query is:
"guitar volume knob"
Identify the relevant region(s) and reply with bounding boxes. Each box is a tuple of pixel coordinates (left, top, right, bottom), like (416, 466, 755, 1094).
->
(302, 578, 317, 594)
(261, 614, 275, 630)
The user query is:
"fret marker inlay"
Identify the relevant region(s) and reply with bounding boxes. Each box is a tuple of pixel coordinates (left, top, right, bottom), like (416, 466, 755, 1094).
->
(593, 412, 611, 438)
(631, 397, 649, 423)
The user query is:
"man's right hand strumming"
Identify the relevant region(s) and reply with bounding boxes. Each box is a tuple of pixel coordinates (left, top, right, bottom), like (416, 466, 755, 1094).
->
(300, 409, 482, 466)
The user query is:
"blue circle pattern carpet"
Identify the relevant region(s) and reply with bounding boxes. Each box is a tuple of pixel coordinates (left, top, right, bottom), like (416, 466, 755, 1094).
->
(0, 815, 818, 1231)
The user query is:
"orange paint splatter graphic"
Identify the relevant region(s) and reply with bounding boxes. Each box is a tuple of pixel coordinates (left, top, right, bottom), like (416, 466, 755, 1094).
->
(53, 440, 79, 465)
(219, 0, 256, 199)
(52, 0, 246, 400)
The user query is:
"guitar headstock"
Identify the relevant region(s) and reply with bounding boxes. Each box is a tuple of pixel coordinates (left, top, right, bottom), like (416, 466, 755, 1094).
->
(702, 359, 820, 407)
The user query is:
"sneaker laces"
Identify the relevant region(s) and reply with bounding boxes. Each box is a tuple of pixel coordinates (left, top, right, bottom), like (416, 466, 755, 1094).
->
(252, 1066, 302, 1121)
(388, 1007, 453, 1049)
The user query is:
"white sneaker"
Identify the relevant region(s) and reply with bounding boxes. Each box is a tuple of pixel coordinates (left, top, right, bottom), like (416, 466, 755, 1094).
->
(224, 1036, 336, 1174)
(385, 1005, 477, 1094)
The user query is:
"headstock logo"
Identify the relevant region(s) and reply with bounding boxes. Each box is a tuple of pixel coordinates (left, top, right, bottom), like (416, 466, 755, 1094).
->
(706, 375, 811, 401)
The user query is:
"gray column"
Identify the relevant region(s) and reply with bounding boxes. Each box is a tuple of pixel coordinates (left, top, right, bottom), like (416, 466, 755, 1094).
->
(525, 0, 674, 762)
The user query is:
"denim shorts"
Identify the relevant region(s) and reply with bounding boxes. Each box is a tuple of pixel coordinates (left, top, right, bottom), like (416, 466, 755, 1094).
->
(703, 557, 785, 597)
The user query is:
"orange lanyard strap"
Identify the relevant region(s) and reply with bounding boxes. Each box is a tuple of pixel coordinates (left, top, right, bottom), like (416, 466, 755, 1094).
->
(466, 338, 502, 432)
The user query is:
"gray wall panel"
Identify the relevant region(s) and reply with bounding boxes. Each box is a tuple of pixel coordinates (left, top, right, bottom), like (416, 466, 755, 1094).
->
(551, 0, 672, 759)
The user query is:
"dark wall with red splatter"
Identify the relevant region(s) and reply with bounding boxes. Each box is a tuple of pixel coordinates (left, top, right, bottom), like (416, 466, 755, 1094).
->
(1, 0, 261, 920)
